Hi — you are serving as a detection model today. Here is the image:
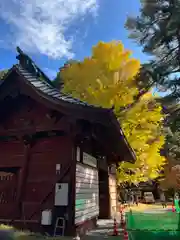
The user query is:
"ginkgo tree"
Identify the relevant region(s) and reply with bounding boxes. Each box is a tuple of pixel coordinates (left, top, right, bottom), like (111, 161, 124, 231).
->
(57, 41, 166, 184)
(62, 41, 139, 110)
(118, 93, 166, 183)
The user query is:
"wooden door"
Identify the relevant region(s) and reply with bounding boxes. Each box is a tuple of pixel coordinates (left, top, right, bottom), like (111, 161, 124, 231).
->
(98, 169, 110, 219)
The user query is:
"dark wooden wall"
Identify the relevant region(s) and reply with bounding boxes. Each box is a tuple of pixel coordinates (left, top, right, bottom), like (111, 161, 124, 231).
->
(23, 136, 73, 221)
(0, 92, 120, 235)
(0, 94, 75, 234)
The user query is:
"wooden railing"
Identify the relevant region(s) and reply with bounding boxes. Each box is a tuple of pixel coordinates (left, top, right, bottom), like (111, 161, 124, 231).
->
(0, 188, 17, 204)
(0, 174, 17, 203)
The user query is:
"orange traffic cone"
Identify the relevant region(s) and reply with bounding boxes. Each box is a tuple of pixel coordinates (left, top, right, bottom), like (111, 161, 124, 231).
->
(73, 233, 80, 240)
(122, 209, 128, 240)
(123, 229, 129, 240)
(112, 218, 118, 236)
(172, 203, 175, 212)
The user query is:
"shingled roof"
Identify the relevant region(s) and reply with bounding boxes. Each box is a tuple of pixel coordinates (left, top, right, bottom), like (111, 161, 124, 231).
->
(0, 47, 136, 163)
(15, 64, 94, 107)
(1, 47, 97, 108)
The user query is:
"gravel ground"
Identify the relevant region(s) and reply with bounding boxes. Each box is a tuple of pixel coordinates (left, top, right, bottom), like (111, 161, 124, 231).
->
(85, 219, 123, 240)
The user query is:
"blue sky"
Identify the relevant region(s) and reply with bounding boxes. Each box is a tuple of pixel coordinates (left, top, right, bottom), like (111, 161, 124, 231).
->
(0, 0, 149, 80)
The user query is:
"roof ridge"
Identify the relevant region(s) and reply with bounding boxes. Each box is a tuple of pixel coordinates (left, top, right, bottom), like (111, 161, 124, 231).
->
(0, 47, 108, 111)
(15, 64, 54, 88)
(15, 47, 110, 110)
(16, 47, 53, 87)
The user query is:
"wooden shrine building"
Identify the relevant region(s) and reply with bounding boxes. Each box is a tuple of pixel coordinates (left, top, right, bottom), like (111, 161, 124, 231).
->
(0, 47, 136, 236)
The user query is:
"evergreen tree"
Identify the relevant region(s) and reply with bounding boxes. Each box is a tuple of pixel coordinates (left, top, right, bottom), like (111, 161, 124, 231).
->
(163, 103, 180, 161)
(126, 0, 180, 104)
(126, 0, 180, 187)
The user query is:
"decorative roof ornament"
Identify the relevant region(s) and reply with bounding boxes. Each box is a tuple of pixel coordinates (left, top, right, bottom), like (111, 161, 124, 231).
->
(16, 46, 52, 85)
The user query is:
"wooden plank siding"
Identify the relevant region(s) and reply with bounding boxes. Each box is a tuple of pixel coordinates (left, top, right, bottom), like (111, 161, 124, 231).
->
(75, 163, 99, 225)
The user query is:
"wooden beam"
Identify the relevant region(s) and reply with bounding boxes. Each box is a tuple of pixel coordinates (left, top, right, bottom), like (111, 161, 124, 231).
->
(67, 145, 76, 235)
(16, 139, 31, 212)
(0, 115, 70, 137)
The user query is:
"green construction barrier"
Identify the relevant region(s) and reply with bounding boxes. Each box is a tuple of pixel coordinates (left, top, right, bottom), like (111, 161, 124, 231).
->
(126, 211, 180, 240)
(174, 199, 180, 213)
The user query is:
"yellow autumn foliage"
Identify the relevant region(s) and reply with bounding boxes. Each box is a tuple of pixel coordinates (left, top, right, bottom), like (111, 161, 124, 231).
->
(60, 41, 166, 184)
(62, 41, 140, 109)
(118, 92, 166, 183)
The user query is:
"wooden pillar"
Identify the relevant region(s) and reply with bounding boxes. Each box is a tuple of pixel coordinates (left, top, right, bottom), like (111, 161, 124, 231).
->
(16, 138, 31, 217)
(108, 164, 118, 218)
(66, 125, 77, 236)
(98, 157, 110, 219)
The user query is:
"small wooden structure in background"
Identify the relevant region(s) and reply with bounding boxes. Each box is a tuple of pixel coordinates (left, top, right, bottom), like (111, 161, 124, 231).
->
(0, 48, 136, 236)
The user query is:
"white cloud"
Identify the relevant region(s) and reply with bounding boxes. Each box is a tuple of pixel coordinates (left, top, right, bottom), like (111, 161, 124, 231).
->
(0, 0, 99, 59)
